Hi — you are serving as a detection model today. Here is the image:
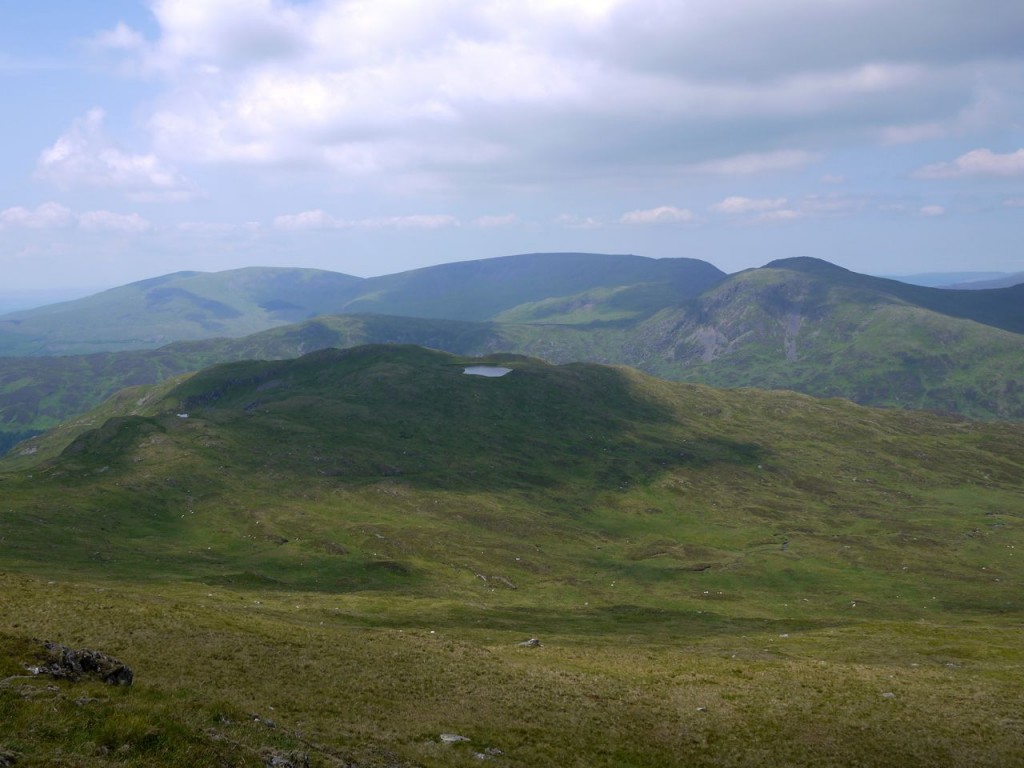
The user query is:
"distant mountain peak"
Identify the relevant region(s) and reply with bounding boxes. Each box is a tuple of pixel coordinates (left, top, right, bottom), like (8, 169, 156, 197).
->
(762, 257, 852, 274)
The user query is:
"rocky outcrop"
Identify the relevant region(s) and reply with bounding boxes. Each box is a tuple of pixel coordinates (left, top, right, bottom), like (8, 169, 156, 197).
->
(260, 748, 310, 767)
(34, 641, 134, 686)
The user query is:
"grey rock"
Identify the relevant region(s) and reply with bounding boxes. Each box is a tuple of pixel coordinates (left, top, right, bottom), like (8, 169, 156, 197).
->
(38, 641, 133, 686)
(260, 748, 310, 767)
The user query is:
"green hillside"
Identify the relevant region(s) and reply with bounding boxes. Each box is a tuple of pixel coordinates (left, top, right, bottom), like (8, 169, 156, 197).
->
(1, 345, 1023, 765)
(625, 262, 1024, 420)
(0, 253, 725, 357)
(0, 267, 365, 356)
(764, 257, 1024, 334)
(3, 256, 1023, 459)
(0, 315, 519, 453)
(339, 252, 725, 321)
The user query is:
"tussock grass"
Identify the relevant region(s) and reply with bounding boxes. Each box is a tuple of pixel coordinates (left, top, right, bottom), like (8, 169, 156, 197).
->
(2, 576, 1022, 767)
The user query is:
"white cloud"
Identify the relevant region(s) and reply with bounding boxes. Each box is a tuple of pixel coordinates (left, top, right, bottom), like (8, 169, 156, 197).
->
(360, 214, 459, 230)
(78, 210, 152, 232)
(750, 209, 803, 224)
(800, 194, 866, 215)
(620, 206, 695, 225)
(273, 210, 458, 231)
(710, 197, 787, 214)
(36, 109, 198, 201)
(1005, 198, 1024, 208)
(0, 202, 75, 229)
(89, 21, 147, 52)
(914, 148, 1024, 179)
(687, 150, 819, 176)
(0, 202, 151, 232)
(473, 214, 519, 228)
(821, 174, 846, 185)
(177, 221, 261, 234)
(710, 193, 865, 225)
(920, 205, 946, 217)
(273, 209, 342, 231)
(86, 0, 1014, 193)
(555, 213, 602, 229)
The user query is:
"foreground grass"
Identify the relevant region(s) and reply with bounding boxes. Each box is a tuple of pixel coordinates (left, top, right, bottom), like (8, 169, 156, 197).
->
(2, 572, 1023, 768)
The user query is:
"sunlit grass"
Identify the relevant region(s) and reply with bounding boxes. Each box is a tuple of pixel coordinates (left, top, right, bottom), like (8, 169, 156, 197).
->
(1, 346, 1022, 765)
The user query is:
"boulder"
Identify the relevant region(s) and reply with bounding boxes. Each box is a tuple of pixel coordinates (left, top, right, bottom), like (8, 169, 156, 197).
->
(36, 641, 133, 686)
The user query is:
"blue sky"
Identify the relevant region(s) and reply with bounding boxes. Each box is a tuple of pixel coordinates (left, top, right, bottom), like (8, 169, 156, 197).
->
(2, 0, 1023, 297)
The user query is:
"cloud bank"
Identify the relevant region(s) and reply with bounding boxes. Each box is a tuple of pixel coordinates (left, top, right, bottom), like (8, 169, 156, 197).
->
(915, 148, 1024, 179)
(0, 202, 152, 232)
(76, 0, 1023, 193)
(36, 109, 198, 201)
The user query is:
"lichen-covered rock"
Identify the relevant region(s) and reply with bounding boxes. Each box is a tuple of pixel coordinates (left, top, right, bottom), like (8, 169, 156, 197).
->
(259, 748, 310, 767)
(36, 641, 133, 686)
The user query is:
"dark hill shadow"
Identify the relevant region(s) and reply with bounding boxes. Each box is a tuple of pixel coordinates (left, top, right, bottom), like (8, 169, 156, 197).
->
(97, 344, 765, 494)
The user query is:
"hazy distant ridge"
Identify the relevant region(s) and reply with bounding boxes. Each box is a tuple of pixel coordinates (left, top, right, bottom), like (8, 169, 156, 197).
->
(0, 253, 723, 357)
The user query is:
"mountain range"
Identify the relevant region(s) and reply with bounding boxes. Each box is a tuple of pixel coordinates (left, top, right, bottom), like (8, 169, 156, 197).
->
(0, 253, 723, 356)
(2, 253, 1022, 457)
(1, 249, 1022, 764)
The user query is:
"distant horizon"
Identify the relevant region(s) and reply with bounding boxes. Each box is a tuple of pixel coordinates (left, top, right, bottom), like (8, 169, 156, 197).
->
(0, 252, 1019, 316)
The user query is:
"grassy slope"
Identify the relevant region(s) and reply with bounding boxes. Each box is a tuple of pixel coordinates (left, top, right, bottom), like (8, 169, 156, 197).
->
(339, 252, 725, 321)
(1, 345, 1023, 766)
(0, 314, 512, 441)
(0, 267, 366, 356)
(0, 254, 725, 358)
(628, 266, 1024, 419)
(2, 256, 1023, 455)
(764, 257, 1024, 334)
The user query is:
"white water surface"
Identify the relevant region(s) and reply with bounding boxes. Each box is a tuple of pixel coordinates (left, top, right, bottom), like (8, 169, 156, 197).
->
(463, 366, 512, 377)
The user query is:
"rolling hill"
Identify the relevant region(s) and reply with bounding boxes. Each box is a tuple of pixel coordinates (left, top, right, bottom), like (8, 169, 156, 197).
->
(0, 314, 514, 458)
(758, 257, 1024, 334)
(1, 344, 1022, 766)
(625, 258, 1024, 419)
(2, 256, 1023, 459)
(0, 267, 365, 356)
(334, 251, 725, 321)
(948, 271, 1024, 289)
(0, 253, 725, 357)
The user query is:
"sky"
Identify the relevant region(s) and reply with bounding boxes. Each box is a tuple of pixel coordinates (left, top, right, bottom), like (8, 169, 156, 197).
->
(1, 0, 1023, 300)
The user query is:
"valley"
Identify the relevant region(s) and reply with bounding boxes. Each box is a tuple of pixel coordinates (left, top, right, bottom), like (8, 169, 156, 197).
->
(2, 343, 1023, 766)
(2, 254, 1023, 460)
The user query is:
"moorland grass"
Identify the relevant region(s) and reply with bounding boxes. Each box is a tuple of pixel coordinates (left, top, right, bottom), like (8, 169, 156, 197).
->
(1, 346, 1022, 765)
